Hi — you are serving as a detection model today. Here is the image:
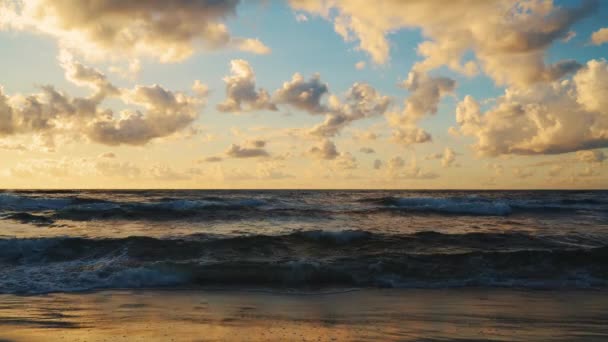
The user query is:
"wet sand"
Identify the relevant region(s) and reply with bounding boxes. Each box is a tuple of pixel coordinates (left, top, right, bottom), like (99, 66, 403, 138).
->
(1, 289, 607, 341)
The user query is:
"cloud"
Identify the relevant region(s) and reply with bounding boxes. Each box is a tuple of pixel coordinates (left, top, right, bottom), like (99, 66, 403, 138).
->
(573, 59, 608, 114)
(295, 13, 309, 22)
(359, 147, 375, 154)
(309, 82, 390, 137)
(202, 156, 223, 163)
(5, 156, 141, 180)
(108, 59, 141, 80)
(486, 162, 504, 176)
(290, 0, 595, 86)
(355, 61, 366, 70)
(591, 28, 608, 45)
(149, 164, 189, 181)
(441, 148, 457, 168)
(98, 152, 116, 159)
(0, 141, 27, 151)
(352, 130, 379, 141)
(579, 165, 600, 177)
(1, 0, 270, 62)
(373, 159, 382, 169)
(426, 147, 458, 167)
(89, 84, 202, 146)
(192, 80, 210, 97)
(273, 73, 329, 114)
(387, 72, 454, 146)
(562, 30, 576, 42)
(455, 59, 608, 156)
(385, 156, 438, 179)
(334, 152, 358, 170)
(225, 140, 270, 158)
(513, 167, 534, 179)
(576, 150, 606, 163)
(0, 57, 206, 148)
(96, 160, 141, 179)
(389, 126, 432, 146)
(59, 52, 119, 99)
(548, 165, 565, 177)
(400, 71, 456, 122)
(217, 60, 277, 113)
(256, 161, 294, 179)
(307, 139, 339, 160)
(0, 85, 100, 140)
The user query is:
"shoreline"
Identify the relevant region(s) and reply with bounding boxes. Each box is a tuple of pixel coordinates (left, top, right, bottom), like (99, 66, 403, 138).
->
(2, 288, 607, 341)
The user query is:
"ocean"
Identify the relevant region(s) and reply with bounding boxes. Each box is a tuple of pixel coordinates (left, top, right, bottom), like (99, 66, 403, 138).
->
(1, 189, 607, 294)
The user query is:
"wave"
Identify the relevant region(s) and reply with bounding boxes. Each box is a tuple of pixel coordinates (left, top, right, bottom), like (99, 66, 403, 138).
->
(362, 196, 608, 216)
(371, 197, 512, 216)
(0, 193, 274, 221)
(2, 231, 607, 293)
(1, 192, 607, 223)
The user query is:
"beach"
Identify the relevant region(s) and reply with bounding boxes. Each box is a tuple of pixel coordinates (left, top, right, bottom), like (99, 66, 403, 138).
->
(2, 288, 608, 341)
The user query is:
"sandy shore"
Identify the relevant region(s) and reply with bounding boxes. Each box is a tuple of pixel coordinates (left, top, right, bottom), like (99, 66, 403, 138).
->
(1, 288, 607, 341)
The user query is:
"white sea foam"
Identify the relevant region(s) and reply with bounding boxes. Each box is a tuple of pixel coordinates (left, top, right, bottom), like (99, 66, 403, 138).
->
(390, 197, 512, 216)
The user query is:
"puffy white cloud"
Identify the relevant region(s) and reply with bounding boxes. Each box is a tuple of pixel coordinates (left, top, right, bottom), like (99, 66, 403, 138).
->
(387, 72, 455, 146)
(225, 140, 270, 158)
(401, 71, 455, 123)
(217, 60, 277, 113)
(273, 73, 329, 114)
(455, 59, 608, 156)
(307, 139, 339, 160)
(309, 82, 390, 137)
(89, 84, 202, 146)
(441, 148, 457, 168)
(192, 80, 210, 97)
(295, 13, 309, 22)
(0, 85, 99, 139)
(591, 28, 608, 45)
(1, 0, 270, 62)
(353, 130, 379, 141)
(389, 126, 432, 146)
(0, 57, 207, 147)
(290, 0, 595, 86)
(59, 52, 119, 99)
(573, 59, 608, 114)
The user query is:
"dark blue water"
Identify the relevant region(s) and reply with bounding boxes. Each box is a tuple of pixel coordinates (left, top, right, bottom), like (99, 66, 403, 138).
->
(1, 190, 607, 293)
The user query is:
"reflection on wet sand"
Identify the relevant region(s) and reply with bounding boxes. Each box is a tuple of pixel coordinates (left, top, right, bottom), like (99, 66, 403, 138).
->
(1, 289, 608, 341)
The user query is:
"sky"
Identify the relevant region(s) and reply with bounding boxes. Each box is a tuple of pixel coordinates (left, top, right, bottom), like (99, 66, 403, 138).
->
(0, 0, 607, 189)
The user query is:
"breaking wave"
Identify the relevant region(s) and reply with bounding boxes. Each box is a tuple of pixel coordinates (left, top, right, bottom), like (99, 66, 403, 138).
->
(2, 230, 607, 294)
(1, 192, 607, 223)
(362, 196, 608, 216)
